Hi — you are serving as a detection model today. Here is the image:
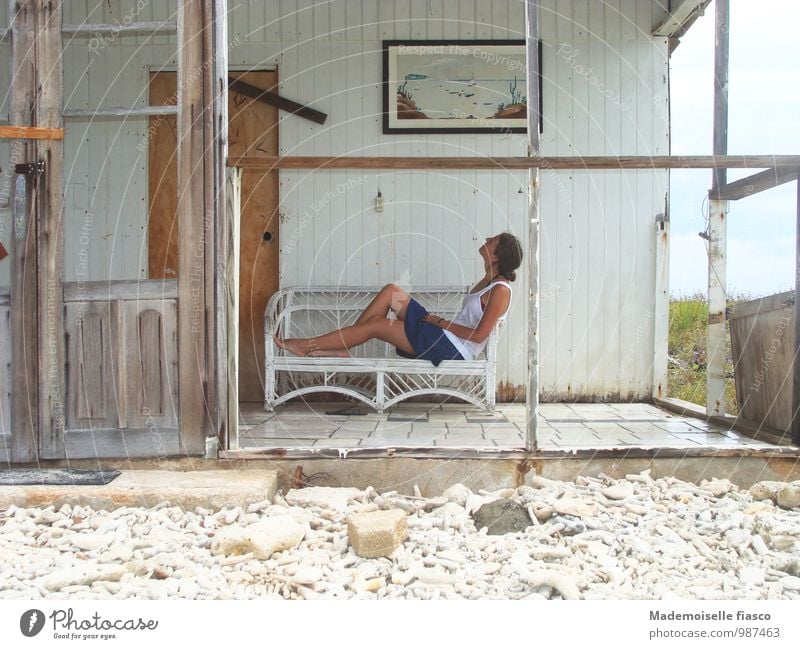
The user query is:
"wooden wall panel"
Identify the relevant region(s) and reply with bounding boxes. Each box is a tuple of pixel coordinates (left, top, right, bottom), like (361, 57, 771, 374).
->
(122, 300, 178, 429)
(64, 293, 178, 433)
(65, 301, 119, 430)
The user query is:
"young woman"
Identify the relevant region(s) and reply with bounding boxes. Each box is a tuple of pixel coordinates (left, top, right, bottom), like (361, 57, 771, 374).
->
(273, 232, 523, 365)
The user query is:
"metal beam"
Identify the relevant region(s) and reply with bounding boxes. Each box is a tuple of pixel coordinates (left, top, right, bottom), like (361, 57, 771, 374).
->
(525, 0, 540, 453)
(711, 167, 800, 201)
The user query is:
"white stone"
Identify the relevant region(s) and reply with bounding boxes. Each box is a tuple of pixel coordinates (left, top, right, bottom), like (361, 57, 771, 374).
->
(601, 483, 634, 500)
(442, 483, 472, 507)
(749, 481, 786, 502)
(285, 487, 362, 511)
(780, 576, 800, 591)
(292, 566, 324, 585)
(777, 484, 800, 509)
(739, 567, 765, 587)
(211, 515, 306, 560)
(700, 478, 737, 497)
(553, 499, 597, 518)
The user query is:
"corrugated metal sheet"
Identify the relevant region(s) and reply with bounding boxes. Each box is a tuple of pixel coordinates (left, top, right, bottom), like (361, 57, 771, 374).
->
(11, 0, 668, 399)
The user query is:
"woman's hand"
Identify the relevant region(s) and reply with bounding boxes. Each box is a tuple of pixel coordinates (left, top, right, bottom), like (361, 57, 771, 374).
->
(422, 314, 448, 327)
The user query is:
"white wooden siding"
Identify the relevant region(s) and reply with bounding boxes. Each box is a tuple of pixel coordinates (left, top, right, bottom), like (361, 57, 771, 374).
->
(22, 0, 667, 399)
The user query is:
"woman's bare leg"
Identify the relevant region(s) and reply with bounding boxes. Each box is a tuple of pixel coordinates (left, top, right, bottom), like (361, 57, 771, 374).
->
(274, 316, 416, 356)
(354, 283, 412, 325)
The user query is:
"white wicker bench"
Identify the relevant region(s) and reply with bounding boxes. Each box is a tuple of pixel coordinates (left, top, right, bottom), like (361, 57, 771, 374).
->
(264, 286, 505, 413)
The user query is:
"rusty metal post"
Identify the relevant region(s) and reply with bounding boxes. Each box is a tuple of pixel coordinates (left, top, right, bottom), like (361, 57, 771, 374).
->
(653, 213, 670, 400)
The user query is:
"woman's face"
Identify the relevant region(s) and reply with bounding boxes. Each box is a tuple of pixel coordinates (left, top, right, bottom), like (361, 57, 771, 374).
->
(480, 235, 500, 262)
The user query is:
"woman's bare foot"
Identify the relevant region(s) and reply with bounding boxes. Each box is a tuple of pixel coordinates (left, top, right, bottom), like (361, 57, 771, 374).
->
(272, 335, 309, 356)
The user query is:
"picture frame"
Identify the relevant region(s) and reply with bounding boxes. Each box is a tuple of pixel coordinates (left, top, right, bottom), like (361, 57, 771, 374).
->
(382, 39, 542, 135)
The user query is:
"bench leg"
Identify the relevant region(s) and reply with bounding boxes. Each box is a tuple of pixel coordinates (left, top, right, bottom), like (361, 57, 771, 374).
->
(376, 371, 385, 413)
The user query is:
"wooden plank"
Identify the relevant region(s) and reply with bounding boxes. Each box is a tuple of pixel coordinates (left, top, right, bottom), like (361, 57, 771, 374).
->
(9, 0, 38, 463)
(711, 0, 729, 191)
(147, 73, 180, 280)
(63, 106, 177, 119)
(229, 155, 800, 170)
(729, 290, 793, 320)
(213, 0, 229, 454)
(62, 21, 177, 35)
(0, 126, 63, 140)
(32, 0, 66, 459)
(525, 0, 540, 452)
(229, 71, 280, 403)
(225, 168, 241, 451)
(705, 0, 730, 417)
(729, 302, 794, 434)
(711, 167, 800, 201)
(202, 0, 216, 457)
(64, 428, 181, 459)
(177, 0, 209, 455)
(63, 279, 178, 302)
(228, 79, 327, 125)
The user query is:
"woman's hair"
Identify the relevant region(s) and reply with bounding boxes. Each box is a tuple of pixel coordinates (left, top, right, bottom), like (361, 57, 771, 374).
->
(495, 232, 523, 282)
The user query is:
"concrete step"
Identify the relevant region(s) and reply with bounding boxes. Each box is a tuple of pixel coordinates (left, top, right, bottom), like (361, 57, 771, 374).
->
(0, 470, 278, 512)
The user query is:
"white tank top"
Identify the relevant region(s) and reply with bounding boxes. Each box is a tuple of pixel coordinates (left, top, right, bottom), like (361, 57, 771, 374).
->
(443, 281, 512, 361)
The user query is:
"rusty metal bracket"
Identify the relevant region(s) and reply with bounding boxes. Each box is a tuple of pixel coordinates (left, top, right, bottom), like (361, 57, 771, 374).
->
(14, 161, 45, 175)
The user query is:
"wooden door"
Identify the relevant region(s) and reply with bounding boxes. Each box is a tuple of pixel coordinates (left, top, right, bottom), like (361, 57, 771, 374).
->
(148, 70, 280, 404)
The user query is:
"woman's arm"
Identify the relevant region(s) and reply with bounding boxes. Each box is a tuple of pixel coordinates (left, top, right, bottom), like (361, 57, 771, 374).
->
(422, 285, 510, 344)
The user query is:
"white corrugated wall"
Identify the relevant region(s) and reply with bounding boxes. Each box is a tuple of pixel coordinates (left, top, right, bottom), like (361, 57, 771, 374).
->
(0, 0, 669, 400)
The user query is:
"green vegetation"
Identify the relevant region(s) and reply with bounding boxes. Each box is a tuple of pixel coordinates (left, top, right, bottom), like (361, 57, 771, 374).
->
(668, 293, 740, 414)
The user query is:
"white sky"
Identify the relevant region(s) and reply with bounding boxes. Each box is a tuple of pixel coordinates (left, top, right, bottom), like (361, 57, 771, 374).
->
(669, 0, 800, 298)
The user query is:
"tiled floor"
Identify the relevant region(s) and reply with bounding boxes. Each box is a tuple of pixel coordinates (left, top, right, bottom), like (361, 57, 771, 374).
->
(237, 401, 775, 451)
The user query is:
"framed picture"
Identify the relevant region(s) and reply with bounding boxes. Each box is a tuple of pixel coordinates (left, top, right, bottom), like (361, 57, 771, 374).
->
(382, 39, 542, 134)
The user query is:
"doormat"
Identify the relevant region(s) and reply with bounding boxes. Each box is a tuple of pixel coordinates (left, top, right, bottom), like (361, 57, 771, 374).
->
(0, 468, 121, 486)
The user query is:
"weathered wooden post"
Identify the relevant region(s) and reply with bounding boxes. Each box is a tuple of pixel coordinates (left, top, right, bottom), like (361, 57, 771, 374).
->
(525, 0, 540, 451)
(794, 179, 800, 445)
(707, 0, 729, 417)
(9, 0, 65, 461)
(177, 0, 227, 455)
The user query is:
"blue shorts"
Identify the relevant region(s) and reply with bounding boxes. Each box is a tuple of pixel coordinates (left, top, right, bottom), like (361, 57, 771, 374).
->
(396, 297, 464, 366)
